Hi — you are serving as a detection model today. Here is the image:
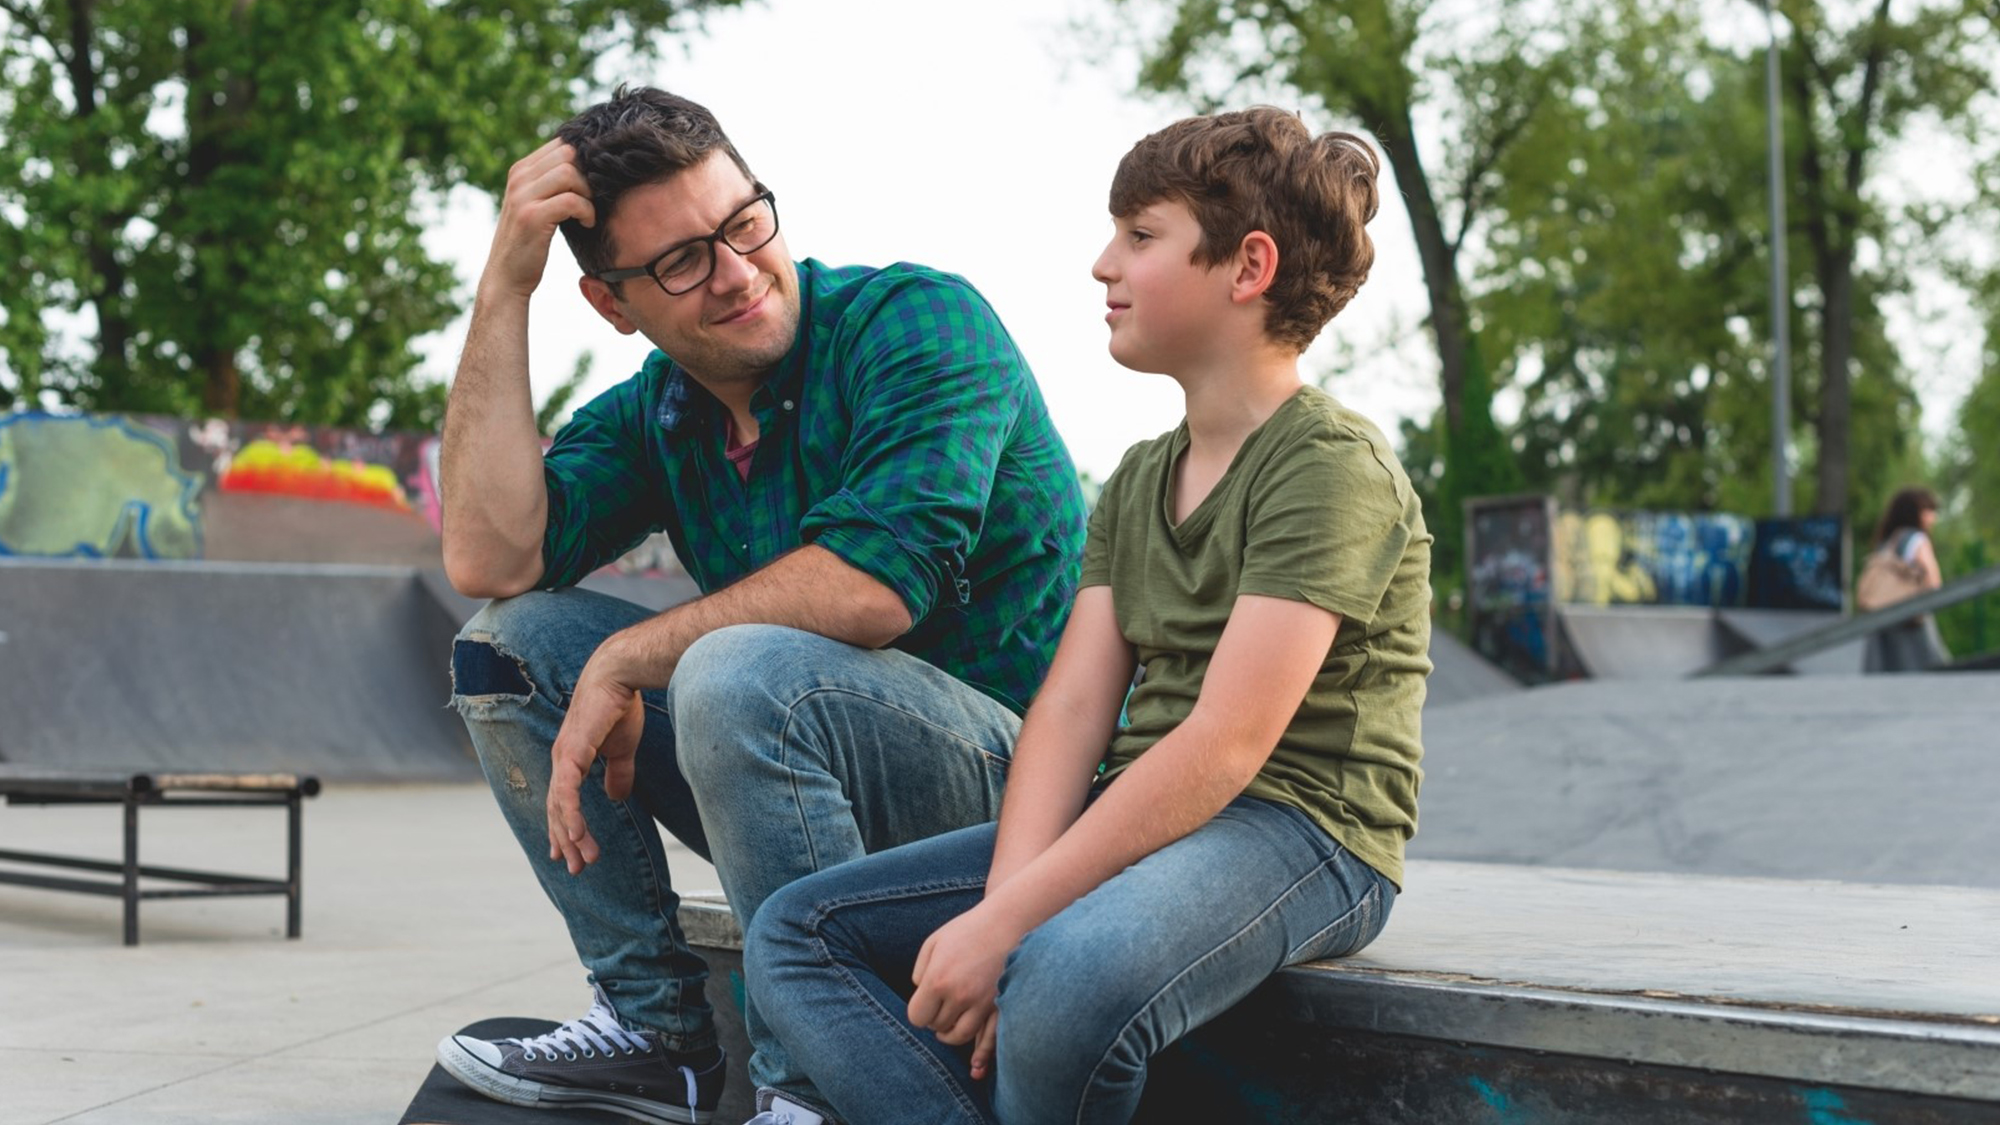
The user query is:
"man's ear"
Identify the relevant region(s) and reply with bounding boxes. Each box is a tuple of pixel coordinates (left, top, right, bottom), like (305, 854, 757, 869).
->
(579, 276, 640, 335)
(1230, 231, 1280, 306)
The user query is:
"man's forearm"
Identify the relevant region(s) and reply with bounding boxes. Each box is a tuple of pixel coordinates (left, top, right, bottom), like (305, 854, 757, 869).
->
(441, 287, 550, 597)
(600, 545, 913, 689)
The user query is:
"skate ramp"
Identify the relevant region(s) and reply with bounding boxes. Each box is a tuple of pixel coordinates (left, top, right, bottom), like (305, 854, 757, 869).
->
(1557, 605, 1722, 678)
(1425, 628, 1521, 709)
(1714, 608, 1864, 675)
(0, 559, 476, 781)
(1412, 673, 2000, 888)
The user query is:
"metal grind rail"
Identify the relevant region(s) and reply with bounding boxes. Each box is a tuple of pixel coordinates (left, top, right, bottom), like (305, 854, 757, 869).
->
(1695, 563, 2000, 677)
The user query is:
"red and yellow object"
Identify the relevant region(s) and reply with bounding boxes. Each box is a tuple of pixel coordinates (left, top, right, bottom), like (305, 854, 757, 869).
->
(220, 440, 410, 510)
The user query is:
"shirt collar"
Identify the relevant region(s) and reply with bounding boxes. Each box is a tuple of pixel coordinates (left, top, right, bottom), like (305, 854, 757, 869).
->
(653, 260, 814, 434)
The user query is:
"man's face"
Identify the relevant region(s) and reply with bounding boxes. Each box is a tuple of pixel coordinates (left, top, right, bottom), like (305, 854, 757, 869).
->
(581, 152, 800, 392)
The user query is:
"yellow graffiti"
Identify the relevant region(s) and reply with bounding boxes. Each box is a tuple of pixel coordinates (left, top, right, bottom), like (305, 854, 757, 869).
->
(1553, 511, 1657, 606)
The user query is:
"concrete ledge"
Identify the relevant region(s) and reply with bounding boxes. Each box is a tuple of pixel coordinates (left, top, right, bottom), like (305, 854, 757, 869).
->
(678, 861, 2000, 1120)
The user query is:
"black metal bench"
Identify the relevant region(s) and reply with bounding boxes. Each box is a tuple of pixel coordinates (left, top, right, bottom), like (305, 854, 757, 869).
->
(0, 767, 320, 945)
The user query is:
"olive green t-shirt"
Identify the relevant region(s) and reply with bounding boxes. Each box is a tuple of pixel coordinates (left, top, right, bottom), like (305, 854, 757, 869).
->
(1080, 386, 1432, 886)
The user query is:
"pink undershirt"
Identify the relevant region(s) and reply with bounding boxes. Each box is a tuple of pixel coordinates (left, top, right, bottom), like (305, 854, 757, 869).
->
(724, 419, 758, 482)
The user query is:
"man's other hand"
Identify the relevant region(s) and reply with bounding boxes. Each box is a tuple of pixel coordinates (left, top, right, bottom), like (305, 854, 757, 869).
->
(485, 137, 595, 302)
(545, 656, 646, 875)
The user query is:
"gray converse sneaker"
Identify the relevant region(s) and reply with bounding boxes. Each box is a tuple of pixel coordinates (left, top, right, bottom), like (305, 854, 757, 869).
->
(742, 1089, 827, 1125)
(436, 984, 725, 1124)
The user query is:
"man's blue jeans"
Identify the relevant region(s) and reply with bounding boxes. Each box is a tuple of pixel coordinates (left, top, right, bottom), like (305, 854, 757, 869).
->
(744, 794, 1396, 1125)
(449, 589, 1019, 1089)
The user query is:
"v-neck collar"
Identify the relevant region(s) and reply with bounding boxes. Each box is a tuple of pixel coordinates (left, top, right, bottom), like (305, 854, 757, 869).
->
(1161, 387, 1309, 544)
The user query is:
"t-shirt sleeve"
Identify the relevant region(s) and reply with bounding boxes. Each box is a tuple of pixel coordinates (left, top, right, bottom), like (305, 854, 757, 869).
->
(538, 375, 667, 589)
(1237, 424, 1413, 625)
(797, 272, 1028, 626)
(1078, 445, 1142, 590)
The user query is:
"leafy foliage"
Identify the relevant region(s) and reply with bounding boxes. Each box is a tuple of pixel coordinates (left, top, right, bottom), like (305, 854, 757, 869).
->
(0, 0, 738, 428)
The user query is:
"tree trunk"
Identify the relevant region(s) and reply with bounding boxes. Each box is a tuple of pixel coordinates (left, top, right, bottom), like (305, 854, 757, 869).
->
(1792, 0, 1893, 519)
(65, 0, 136, 404)
(1814, 250, 1854, 517)
(183, 1, 259, 418)
(1372, 103, 1472, 435)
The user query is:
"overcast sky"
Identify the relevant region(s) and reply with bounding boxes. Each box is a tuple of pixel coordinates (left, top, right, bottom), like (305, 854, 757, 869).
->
(418, 0, 1440, 479)
(418, 0, 1985, 481)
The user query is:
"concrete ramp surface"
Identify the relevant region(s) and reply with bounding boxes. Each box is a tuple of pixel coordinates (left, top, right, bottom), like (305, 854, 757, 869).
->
(1425, 627, 1521, 708)
(0, 559, 477, 781)
(1414, 673, 2000, 888)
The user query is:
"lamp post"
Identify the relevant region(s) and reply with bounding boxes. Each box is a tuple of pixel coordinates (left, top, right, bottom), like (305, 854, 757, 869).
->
(1764, 0, 1793, 517)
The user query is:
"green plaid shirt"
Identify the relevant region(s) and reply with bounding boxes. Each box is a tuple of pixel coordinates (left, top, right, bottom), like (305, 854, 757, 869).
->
(540, 259, 1087, 714)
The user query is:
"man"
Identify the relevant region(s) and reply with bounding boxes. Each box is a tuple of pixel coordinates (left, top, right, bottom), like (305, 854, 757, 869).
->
(433, 86, 1085, 1125)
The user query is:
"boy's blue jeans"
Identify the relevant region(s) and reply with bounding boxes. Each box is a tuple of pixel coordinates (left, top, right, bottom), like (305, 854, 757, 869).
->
(745, 794, 1396, 1125)
(449, 588, 1019, 1087)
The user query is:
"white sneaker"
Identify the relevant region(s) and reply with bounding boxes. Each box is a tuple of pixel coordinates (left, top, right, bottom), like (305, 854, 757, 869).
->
(743, 1089, 827, 1125)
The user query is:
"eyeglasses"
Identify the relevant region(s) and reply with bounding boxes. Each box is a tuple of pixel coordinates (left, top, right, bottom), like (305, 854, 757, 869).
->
(593, 186, 780, 297)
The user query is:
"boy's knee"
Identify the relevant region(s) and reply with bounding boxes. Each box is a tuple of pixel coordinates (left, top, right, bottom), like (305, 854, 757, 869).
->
(743, 880, 813, 976)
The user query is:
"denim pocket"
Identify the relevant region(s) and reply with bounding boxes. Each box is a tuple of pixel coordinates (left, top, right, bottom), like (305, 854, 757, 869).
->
(1287, 862, 1394, 964)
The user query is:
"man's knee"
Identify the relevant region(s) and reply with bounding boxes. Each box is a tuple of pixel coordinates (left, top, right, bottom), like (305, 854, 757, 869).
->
(451, 594, 563, 701)
(673, 624, 837, 787)
(672, 623, 832, 724)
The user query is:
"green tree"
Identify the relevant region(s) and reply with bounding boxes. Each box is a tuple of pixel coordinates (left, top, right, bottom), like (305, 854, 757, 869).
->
(1112, 0, 1541, 574)
(1778, 0, 1994, 521)
(1480, 2, 1773, 513)
(0, 0, 738, 428)
(1934, 295, 2000, 658)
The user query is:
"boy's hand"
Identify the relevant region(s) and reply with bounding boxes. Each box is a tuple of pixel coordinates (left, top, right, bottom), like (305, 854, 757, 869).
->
(968, 1010, 1000, 1081)
(545, 649, 647, 875)
(483, 137, 595, 302)
(908, 905, 1021, 1055)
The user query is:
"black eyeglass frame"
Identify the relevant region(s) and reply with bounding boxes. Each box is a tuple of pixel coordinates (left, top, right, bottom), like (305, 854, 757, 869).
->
(591, 185, 779, 296)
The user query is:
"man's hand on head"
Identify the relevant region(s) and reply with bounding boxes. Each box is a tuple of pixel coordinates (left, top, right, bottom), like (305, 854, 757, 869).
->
(484, 137, 595, 303)
(544, 638, 650, 875)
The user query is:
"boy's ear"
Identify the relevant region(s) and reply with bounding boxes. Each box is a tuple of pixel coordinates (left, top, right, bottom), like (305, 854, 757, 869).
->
(579, 276, 640, 335)
(1229, 231, 1280, 306)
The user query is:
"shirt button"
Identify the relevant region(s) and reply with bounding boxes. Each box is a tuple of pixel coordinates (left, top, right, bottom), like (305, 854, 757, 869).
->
(782, 399, 795, 411)
(741, 543, 749, 551)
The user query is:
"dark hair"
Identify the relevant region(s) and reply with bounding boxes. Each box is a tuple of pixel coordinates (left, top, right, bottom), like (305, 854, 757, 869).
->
(1872, 486, 1939, 547)
(1108, 106, 1380, 351)
(555, 86, 754, 278)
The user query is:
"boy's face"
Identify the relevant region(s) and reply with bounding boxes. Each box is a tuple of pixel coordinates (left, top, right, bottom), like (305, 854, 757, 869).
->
(1091, 199, 1233, 375)
(581, 151, 800, 392)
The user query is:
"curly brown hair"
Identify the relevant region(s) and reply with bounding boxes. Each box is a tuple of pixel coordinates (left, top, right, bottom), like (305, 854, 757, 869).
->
(1109, 107, 1381, 352)
(555, 86, 755, 280)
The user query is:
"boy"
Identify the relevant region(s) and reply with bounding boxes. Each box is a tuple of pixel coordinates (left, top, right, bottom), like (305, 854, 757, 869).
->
(739, 107, 1431, 1125)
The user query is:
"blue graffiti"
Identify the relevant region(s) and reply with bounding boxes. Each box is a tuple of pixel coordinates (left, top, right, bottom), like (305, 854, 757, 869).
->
(1466, 1076, 1531, 1123)
(1800, 1086, 1869, 1125)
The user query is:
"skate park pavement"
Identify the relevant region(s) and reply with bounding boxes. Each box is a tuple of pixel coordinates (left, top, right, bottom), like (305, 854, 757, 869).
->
(0, 783, 721, 1124)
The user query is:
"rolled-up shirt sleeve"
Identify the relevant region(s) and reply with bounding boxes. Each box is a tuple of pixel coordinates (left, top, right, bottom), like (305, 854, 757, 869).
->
(539, 376, 666, 589)
(799, 272, 1028, 627)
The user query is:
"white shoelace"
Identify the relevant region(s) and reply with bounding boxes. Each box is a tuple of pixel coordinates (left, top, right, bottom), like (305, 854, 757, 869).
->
(508, 997, 651, 1062)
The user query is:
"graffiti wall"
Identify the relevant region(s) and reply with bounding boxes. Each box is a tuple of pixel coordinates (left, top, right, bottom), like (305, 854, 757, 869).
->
(1466, 495, 1562, 682)
(1553, 510, 1756, 608)
(1748, 516, 1846, 612)
(0, 411, 682, 577)
(0, 414, 204, 559)
(1465, 497, 1848, 682)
